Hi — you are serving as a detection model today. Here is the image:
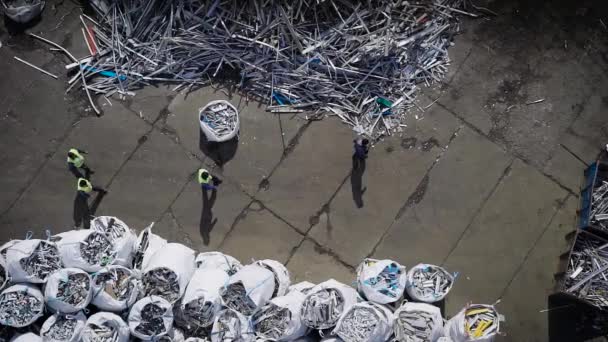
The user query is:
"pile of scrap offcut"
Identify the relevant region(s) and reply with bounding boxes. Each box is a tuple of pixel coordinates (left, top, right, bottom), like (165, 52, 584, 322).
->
(31, 0, 478, 138)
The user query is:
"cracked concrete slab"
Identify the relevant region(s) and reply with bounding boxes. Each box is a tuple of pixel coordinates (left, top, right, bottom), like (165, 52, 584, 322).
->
(118, 85, 175, 124)
(309, 105, 460, 267)
(166, 177, 252, 251)
(256, 118, 354, 232)
(443, 159, 567, 313)
(543, 145, 587, 193)
(287, 239, 355, 285)
(98, 129, 199, 231)
(373, 126, 512, 266)
(499, 195, 577, 342)
(219, 204, 302, 264)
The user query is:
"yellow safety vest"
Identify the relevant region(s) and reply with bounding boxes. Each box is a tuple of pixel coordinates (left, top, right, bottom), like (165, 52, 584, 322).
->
(198, 169, 212, 185)
(77, 178, 92, 193)
(67, 148, 85, 168)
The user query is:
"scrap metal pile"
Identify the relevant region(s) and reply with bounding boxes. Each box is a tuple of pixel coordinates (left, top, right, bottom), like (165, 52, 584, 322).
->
(0, 216, 503, 341)
(591, 181, 608, 232)
(30, 0, 479, 138)
(564, 230, 608, 309)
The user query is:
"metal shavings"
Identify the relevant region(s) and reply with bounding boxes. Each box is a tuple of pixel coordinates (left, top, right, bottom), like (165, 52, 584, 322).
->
(334, 306, 380, 342)
(301, 288, 344, 329)
(43, 315, 79, 341)
(221, 282, 257, 316)
(0, 289, 43, 327)
(564, 231, 608, 309)
(68, 0, 476, 138)
(143, 268, 181, 303)
(94, 267, 136, 302)
(252, 302, 291, 340)
(80, 232, 114, 266)
(18, 241, 61, 282)
(134, 303, 168, 336)
(182, 296, 216, 329)
(57, 273, 91, 307)
(394, 310, 436, 341)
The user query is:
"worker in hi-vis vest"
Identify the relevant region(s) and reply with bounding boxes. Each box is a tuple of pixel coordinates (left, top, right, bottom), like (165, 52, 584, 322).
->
(73, 178, 106, 229)
(198, 168, 222, 191)
(67, 148, 94, 179)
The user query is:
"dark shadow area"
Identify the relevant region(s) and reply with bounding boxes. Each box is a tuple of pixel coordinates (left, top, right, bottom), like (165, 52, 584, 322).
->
(547, 292, 608, 342)
(200, 187, 218, 246)
(351, 156, 367, 208)
(73, 190, 106, 229)
(3, 13, 42, 34)
(199, 129, 238, 168)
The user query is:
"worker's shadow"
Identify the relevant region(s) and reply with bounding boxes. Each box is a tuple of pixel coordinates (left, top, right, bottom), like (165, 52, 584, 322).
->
(199, 130, 238, 168)
(351, 157, 367, 208)
(200, 188, 218, 246)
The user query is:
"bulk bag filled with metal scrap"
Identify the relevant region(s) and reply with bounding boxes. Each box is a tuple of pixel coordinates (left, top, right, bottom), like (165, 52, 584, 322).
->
(81, 312, 130, 342)
(356, 258, 406, 304)
(91, 265, 140, 312)
(300, 279, 360, 330)
(393, 302, 444, 342)
(253, 259, 291, 298)
(128, 296, 174, 340)
(405, 263, 455, 303)
(445, 304, 501, 342)
(220, 264, 276, 316)
(6, 239, 61, 283)
(52, 230, 114, 272)
(210, 308, 254, 342)
(142, 243, 195, 303)
(90, 216, 136, 267)
(0, 284, 44, 327)
(40, 311, 87, 342)
(132, 225, 167, 271)
(195, 251, 241, 276)
(176, 267, 229, 330)
(333, 301, 393, 342)
(199, 100, 240, 143)
(252, 289, 308, 341)
(44, 268, 92, 313)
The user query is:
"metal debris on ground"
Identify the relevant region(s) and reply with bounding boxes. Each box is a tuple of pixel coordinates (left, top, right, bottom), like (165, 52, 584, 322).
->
(142, 268, 181, 303)
(591, 181, 608, 232)
(62, 0, 478, 138)
(406, 264, 454, 303)
(301, 288, 344, 329)
(14, 240, 62, 283)
(0, 285, 44, 327)
(251, 302, 291, 340)
(221, 282, 257, 316)
(564, 231, 608, 308)
(56, 273, 91, 308)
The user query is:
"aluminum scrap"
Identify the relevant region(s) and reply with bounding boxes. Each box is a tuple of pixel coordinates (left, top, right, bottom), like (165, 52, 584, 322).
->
(301, 288, 344, 329)
(85, 323, 118, 342)
(0, 288, 43, 327)
(394, 310, 436, 341)
(134, 303, 169, 336)
(18, 241, 61, 282)
(199, 102, 239, 141)
(251, 302, 291, 340)
(57, 273, 91, 307)
(463, 305, 499, 339)
(91, 217, 130, 242)
(564, 231, 608, 309)
(334, 305, 382, 342)
(143, 268, 181, 303)
(54, 0, 480, 138)
(93, 267, 137, 302)
(221, 282, 257, 316)
(181, 296, 216, 329)
(212, 309, 250, 341)
(43, 315, 80, 341)
(407, 265, 453, 302)
(80, 232, 114, 267)
(591, 181, 608, 232)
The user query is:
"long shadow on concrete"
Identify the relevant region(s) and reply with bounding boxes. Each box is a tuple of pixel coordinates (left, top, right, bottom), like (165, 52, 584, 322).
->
(199, 129, 238, 168)
(351, 156, 367, 208)
(200, 187, 218, 246)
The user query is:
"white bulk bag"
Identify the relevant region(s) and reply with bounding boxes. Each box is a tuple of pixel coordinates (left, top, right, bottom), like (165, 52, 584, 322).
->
(179, 268, 229, 328)
(252, 290, 308, 341)
(91, 216, 137, 267)
(333, 302, 393, 342)
(0, 240, 20, 261)
(405, 264, 454, 303)
(301, 279, 359, 330)
(221, 264, 275, 316)
(82, 312, 130, 342)
(128, 296, 174, 340)
(356, 258, 406, 304)
(445, 304, 500, 342)
(133, 225, 167, 270)
(91, 265, 140, 312)
(438, 338, 454, 342)
(0, 284, 44, 327)
(195, 252, 242, 275)
(45, 268, 92, 313)
(393, 302, 444, 342)
(254, 259, 291, 298)
(53, 230, 113, 272)
(0, 258, 9, 291)
(10, 334, 42, 342)
(143, 243, 195, 303)
(199, 100, 240, 142)
(40, 311, 87, 342)
(211, 309, 254, 342)
(288, 281, 315, 295)
(6, 239, 61, 283)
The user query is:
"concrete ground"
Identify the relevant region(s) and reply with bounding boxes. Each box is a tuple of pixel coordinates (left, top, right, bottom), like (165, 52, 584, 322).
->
(1, 0, 607, 341)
